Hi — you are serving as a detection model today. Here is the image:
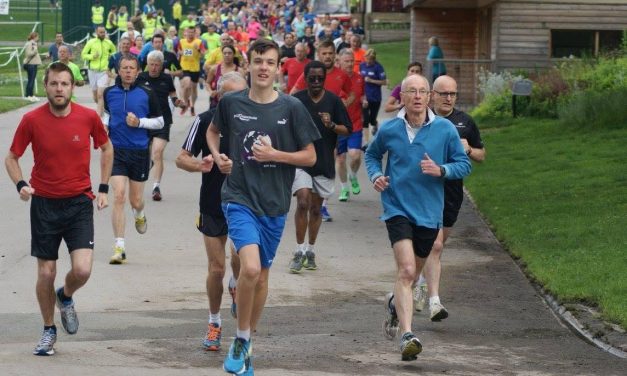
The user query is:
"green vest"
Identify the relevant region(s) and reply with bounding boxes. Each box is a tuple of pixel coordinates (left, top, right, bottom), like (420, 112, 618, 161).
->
(117, 13, 128, 31)
(143, 18, 157, 39)
(92, 6, 104, 25)
(105, 12, 117, 29)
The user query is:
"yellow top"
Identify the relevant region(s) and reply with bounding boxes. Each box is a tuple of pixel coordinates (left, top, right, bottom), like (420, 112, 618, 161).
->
(92, 5, 104, 25)
(179, 38, 204, 72)
(173, 3, 182, 21)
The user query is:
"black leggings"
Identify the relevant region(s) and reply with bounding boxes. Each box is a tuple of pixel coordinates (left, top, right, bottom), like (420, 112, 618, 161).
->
(362, 100, 381, 128)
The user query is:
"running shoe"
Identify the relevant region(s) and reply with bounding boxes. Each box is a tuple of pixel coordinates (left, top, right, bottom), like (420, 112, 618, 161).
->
(152, 186, 162, 201)
(203, 323, 222, 351)
(241, 357, 254, 375)
(109, 246, 126, 265)
(338, 187, 349, 202)
(430, 301, 449, 322)
(383, 292, 399, 339)
(289, 251, 304, 274)
(350, 176, 361, 195)
(33, 327, 57, 356)
(55, 287, 79, 334)
(320, 205, 333, 222)
(229, 275, 237, 319)
(399, 332, 422, 361)
(135, 215, 147, 234)
(303, 250, 317, 270)
(414, 283, 428, 312)
(223, 337, 252, 375)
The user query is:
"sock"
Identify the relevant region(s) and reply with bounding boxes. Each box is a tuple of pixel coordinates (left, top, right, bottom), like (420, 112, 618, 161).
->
(236, 328, 251, 341)
(417, 274, 426, 286)
(133, 208, 145, 219)
(306, 243, 314, 253)
(209, 313, 221, 327)
(228, 275, 237, 290)
(295, 243, 305, 254)
(348, 171, 356, 180)
(153, 182, 160, 189)
(429, 296, 440, 306)
(341, 181, 349, 190)
(44, 325, 57, 333)
(115, 238, 125, 249)
(58, 288, 72, 303)
(322, 199, 328, 207)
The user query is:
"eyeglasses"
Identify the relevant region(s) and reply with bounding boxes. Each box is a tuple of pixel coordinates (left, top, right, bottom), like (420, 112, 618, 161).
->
(433, 90, 458, 98)
(401, 89, 429, 97)
(307, 75, 325, 83)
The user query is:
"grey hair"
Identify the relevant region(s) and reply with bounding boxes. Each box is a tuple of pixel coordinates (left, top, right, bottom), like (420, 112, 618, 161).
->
(217, 71, 247, 96)
(147, 50, 164, 63)
(337, 48, 353, 58)
(401, 74, 430, 92)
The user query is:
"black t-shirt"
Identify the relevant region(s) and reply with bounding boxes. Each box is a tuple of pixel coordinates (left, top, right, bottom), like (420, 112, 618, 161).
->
(336, 41, 350, 53)
(280, 45, 296, 60)
(136, 72, 176, 126)
(182, 108, 229, 217)
(141, 50, 181, 73)
(213, 89, 321, 216)
(443, 108, 484, 205)
(293, 90, 352, 179)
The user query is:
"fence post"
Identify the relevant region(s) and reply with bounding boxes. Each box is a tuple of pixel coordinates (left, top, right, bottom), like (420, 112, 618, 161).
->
(16, 49, 25, 98)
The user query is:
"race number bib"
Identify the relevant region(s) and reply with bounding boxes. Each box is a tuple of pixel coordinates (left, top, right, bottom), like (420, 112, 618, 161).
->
(183, 48, 193, 56)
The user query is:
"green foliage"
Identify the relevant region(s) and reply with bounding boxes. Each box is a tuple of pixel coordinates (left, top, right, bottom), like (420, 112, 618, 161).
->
(370, 40, 409, 88)
(559, 87, 627, 129)
(470, 91, 512, 121)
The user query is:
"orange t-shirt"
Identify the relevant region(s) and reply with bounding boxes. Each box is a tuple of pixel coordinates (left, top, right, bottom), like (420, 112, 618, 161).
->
(353, 48, 366, 73)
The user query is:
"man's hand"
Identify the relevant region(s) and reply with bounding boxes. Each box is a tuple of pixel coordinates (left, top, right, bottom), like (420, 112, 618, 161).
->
(252, 136, 275, 162)
(19, 186, 35, 201)
(373, 176, 390, 192)
(215, 153, 233, 174)
(201, 155, 214, 173)
(318, 112, 332, 128)
(460, 138, 471, 153)
(126, 112, 140, 127)
(420, 153, 441, 177)
(96, 192, 108, 210)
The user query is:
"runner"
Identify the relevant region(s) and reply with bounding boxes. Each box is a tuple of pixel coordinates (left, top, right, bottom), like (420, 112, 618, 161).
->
(364, 74, 471, 361)
(81, 26, 116, 116)
(176, 71, 248, 352)
(207, 39, 319, 375)
(384, 62, 423, 113)
(5, 62, 113, 356)
(102, 55, 164, 264)
(289, 60, 351, 274)
(177, 26, 205, 116)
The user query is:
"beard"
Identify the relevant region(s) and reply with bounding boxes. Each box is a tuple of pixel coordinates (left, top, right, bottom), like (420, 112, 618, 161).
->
(47, 94, 71, 111)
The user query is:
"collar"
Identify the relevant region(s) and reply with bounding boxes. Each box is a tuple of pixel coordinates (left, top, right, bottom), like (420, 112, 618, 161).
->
(397, 107, 435, 128)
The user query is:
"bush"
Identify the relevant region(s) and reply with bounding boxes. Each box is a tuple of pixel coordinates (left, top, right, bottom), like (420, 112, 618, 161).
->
(470, 91, 512, 121)
(558, 87, 627, 129)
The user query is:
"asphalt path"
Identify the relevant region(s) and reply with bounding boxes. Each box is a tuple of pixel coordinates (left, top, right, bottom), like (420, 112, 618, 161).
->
(0, 85, 624, 375)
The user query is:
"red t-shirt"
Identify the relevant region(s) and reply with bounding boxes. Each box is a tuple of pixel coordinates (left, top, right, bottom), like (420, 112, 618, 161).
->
(227, 30, 242, 42)
(10, 103, 109, 199)
(293, 66, 352, 99)
(347, 71, 365, 132)
(281, 57, 310, 93)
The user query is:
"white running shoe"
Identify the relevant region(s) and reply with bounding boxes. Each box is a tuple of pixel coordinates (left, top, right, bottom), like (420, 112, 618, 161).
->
(430, 301, 449, 322)
(413, 284, 427, 312)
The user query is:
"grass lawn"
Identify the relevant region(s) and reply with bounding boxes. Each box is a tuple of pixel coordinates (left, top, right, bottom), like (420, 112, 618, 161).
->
(369, 40, 409, 88)
(0, 8, 62, 43)
(0, 98, 31, 112)
(465, 117, 627, 327)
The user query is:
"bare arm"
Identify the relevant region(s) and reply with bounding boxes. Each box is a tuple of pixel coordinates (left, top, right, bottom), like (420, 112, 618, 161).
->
(175, 149, 214, 173)
(5, 151, 35, 201)
(384, 95, 402, 113)
(252, 141, 316, 167)
(207, 122, 233, 174)
(96, 140, 113, 210)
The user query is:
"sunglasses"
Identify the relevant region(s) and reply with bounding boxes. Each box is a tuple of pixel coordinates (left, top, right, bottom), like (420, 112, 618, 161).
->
(307, 75, 325, 83)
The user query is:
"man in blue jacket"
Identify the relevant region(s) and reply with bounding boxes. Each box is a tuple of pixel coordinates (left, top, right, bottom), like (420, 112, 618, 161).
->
(364, 74, 471, 362)
(102, 54, 164, 265)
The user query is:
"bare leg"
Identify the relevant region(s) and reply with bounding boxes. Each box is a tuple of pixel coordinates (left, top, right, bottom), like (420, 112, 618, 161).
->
(128, 180, 146, 212)
(63, 249, 93, 297)
(36, 259, 57, 326)
(307, 193, 324, 245)
(150, 137, 168, 184)
(294, 188, 311, 244)
(236, 244, 262, 332)
(96, 87, 106, 117)
(423, 228, 451, 298)
(393, 239, 426, 334)
(204, 235, 228, 314)
(250, 268, 270, 332)
(348, 149, 362, 175)
(110, 176, 128, 238)
(336, 153, 348, 184)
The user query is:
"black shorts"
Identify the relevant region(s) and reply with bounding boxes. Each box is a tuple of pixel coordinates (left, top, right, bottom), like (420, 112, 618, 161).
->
(31, 194, 94, 260)
(149, 123, 171, 142)
(385, 216, 439, 258)
(443, 197, 463, 227)
(362, 101, 381, 128)
(197, 212, 228, 237)
(443, 180, 464, 227)
(112, 147, 150, 182)
(183, 70, 200, 83)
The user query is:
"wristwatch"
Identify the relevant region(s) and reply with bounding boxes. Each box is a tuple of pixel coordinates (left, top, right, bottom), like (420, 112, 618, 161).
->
(439, 166, 446, 178)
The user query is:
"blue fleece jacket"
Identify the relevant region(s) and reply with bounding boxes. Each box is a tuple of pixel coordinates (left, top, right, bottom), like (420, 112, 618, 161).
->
(365, 109, 471, 229)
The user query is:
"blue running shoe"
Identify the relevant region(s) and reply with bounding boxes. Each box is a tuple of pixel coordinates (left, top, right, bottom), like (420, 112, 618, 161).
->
(56, 287, 79, 334)
(223, 337, 252, 375)
(241, 357, 254, 375)
(33, 327, 57, 356)
(320, 205, 332, 222)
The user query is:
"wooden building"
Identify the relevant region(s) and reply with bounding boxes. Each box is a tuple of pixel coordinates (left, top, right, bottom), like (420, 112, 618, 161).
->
(403, 0, 627, 105)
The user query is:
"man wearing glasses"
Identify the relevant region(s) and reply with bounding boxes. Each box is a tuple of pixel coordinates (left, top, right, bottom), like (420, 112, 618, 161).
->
(413, 75, 486, 321)
(364, 74, 471, 361)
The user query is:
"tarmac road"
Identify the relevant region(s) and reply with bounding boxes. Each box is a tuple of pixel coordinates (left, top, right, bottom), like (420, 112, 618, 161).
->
(0, 85, 624, 375)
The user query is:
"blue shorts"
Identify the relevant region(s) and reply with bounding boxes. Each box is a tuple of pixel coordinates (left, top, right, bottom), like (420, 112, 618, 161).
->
(222, 202, 286, 268)
(337, 130, 363, 154)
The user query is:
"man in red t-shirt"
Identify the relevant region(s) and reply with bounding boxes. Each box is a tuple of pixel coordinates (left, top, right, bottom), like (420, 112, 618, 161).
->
(335, 49, 366, 203)
(279, 42, 310, 93)
(6, 63, 113, 356)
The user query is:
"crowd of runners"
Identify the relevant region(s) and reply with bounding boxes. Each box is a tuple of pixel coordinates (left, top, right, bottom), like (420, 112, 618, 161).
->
(5, 1, 486, 375)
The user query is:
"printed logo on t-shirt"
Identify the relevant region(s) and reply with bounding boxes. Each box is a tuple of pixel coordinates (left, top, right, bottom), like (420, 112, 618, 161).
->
(234, 113, 258, 122)
(242, 130, 276, 168)
(72, 135, 80, 142)
(277, 118, 287, 125)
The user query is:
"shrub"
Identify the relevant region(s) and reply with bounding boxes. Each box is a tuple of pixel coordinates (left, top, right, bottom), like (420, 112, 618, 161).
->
(470, 90, 513, 121)
(558, 87, 627, 129)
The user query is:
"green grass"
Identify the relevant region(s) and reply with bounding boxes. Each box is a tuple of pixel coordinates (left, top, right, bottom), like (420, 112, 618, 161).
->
(0, 8, 62, 43)
(0, 98, 31, 112)
(0, 47, 52, 97)
(369, 40, 409, 88)
(465, 117, 627, 327)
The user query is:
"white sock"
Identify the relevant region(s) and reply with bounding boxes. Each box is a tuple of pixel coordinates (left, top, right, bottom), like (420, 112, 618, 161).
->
(295, 243, 305, 254)
(228, 275, 237, 290)
(417, 274, 426, 286)
(133, 208, 145, 219)
(429, 296, 440, 306)
(153, 182, 160, 189)
(209, 313, 221, 326)
(348, 171, 356, 180)
(306, 244, 314, 253)
(236, 328, 251, 341)
(114, 238, 125, 249)
(341, 181, 349, 190)
(322, 199, 328, 207)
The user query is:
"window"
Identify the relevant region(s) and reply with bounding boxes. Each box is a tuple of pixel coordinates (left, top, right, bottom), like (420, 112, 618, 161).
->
(551, 30, 623, 58)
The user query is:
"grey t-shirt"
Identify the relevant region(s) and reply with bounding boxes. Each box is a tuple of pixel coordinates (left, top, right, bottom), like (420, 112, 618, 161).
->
(212, 89, 321, 217)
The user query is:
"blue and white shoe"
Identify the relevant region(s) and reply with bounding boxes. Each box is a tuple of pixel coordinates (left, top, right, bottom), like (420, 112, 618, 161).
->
(241, 357, 254, 375)
(56, 287, 78, 334)
(383, 292, 399, 339)
(320, 205, 333, 222)
(223, 337, 252, 375)
(33, 327, 57, 356)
